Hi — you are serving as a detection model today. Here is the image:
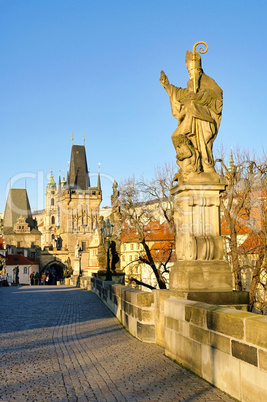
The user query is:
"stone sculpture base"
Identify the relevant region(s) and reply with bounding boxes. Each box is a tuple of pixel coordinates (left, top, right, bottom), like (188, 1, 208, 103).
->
(169, 176, 233, 295)
(169, 260, 233, 292)
(73, 257, 81, 276)
(180, 290, 249, 307)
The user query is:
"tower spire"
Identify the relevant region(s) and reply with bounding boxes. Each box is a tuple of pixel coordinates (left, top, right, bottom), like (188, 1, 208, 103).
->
(58, 168, 62, 194)
(97, 163, 101, 190)
(229, 147, 235, 172)
(68, 145, 89, 190)
(67, 162, 70, 186)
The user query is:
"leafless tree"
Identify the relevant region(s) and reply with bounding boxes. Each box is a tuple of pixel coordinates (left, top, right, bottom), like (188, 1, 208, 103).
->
(119, 164, 175, 290)
(216, 149, 267, 312)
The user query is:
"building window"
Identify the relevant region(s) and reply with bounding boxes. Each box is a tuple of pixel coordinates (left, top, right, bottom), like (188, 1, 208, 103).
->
(129, 255, 132, 262)
(82, 242, 87, 251)
(130, 244, 134, 250)
(51, 216, 55, 225)
(17, 242, 21, 247)
(51, 198, 54, 206)
(24, 267, 27, 274)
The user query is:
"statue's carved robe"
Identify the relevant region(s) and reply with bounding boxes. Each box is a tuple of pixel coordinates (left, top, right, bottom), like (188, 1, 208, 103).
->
(169, 73, 223, 170)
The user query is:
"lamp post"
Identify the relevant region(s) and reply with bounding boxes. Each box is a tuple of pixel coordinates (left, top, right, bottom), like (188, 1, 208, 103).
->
(102, 218, 113, 281)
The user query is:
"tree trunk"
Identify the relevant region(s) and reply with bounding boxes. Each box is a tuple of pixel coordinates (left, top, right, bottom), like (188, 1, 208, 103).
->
(228, 213, 242, 291)
(141, 239, 167, 289)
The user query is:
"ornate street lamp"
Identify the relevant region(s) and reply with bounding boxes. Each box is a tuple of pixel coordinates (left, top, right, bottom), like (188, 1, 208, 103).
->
(102, 218, 113, 281)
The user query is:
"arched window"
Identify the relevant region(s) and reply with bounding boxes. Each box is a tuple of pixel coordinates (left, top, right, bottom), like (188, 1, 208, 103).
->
(51, 216, 55, 225)
(51, 198, 54, 206)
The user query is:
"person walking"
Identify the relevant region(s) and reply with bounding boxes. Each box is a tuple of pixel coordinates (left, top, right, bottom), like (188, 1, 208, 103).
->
(41, 273, 46, 285)
(30, 272, 35, 286)
(34, 272, 40, 285)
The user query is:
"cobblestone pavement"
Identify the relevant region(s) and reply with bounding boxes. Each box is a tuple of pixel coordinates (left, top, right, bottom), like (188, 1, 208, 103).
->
(0, 286, 235, 401)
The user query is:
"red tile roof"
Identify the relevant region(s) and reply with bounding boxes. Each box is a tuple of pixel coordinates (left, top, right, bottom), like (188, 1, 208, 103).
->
(221, 214, 250, 236)
(6, 254, 38, 266)
(121, 220, 175, 243)
(238, 233, 266, 255)
(149, 241, 176, 262)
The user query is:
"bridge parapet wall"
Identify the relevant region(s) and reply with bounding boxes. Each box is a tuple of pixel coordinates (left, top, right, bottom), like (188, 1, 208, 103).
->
(91, 277, 155, 342)
(164, 297, 267, 401)
(91, 277, 267, 401)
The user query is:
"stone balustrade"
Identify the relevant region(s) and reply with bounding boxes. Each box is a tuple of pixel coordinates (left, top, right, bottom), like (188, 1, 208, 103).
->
(91, 277, 155, 342)
(164, 297, 267, 401)
(91, 278, 267, 401)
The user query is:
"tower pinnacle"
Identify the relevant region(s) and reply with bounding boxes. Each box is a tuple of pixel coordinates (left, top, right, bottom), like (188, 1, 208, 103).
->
(229, 147, 235, 172)
(97, 163, 101, 190)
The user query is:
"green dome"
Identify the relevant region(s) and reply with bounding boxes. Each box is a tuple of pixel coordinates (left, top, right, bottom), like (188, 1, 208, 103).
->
(47, 170, 56, 189)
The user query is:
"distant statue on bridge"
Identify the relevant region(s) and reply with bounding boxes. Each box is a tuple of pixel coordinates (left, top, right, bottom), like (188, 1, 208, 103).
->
(56, 235, 62, 251)
(160, 43, 223, 183)
(13, 266, 19, 285)
(75, 240, 81, 258)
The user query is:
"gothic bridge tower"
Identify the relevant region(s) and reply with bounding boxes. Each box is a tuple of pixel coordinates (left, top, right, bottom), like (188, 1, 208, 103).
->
(56, 143, 102, 260)
(41, 142, 102, 276)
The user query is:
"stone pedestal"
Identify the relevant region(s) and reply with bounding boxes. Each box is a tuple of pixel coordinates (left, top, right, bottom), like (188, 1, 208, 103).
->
(170, 260, 232, 291)
(170, 178, 233, 292)
(73, 257, 81, 276)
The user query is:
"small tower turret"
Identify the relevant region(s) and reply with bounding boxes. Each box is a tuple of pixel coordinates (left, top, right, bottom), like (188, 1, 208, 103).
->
(44, 168, 58, 247)
(58, 169, 62, 194)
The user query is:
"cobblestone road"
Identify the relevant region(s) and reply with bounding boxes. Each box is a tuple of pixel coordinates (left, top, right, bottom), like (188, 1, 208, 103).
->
(0, 286, 235, 401)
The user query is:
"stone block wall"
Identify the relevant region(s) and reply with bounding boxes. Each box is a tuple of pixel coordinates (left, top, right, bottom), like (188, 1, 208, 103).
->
(91, 278, 267, 401)
(80, 276, 91, 290)
(164, 298, 267, 402)
(91, 277, 155, 342)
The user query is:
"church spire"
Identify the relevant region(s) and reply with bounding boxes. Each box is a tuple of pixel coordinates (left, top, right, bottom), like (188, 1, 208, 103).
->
(61, 170, 67, 189)
(97, 163, 101, 190)
(58, 169, 62, 194)
(228, 147, 235, 172)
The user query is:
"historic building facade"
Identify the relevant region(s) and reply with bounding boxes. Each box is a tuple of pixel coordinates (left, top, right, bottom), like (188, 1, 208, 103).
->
(39, 143, 102, 277)
(2, 143, 103, 282)
(3, 188, 42, 249)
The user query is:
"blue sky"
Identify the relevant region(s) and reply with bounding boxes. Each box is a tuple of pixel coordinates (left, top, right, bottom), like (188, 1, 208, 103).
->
(0, 0, 266, 212)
